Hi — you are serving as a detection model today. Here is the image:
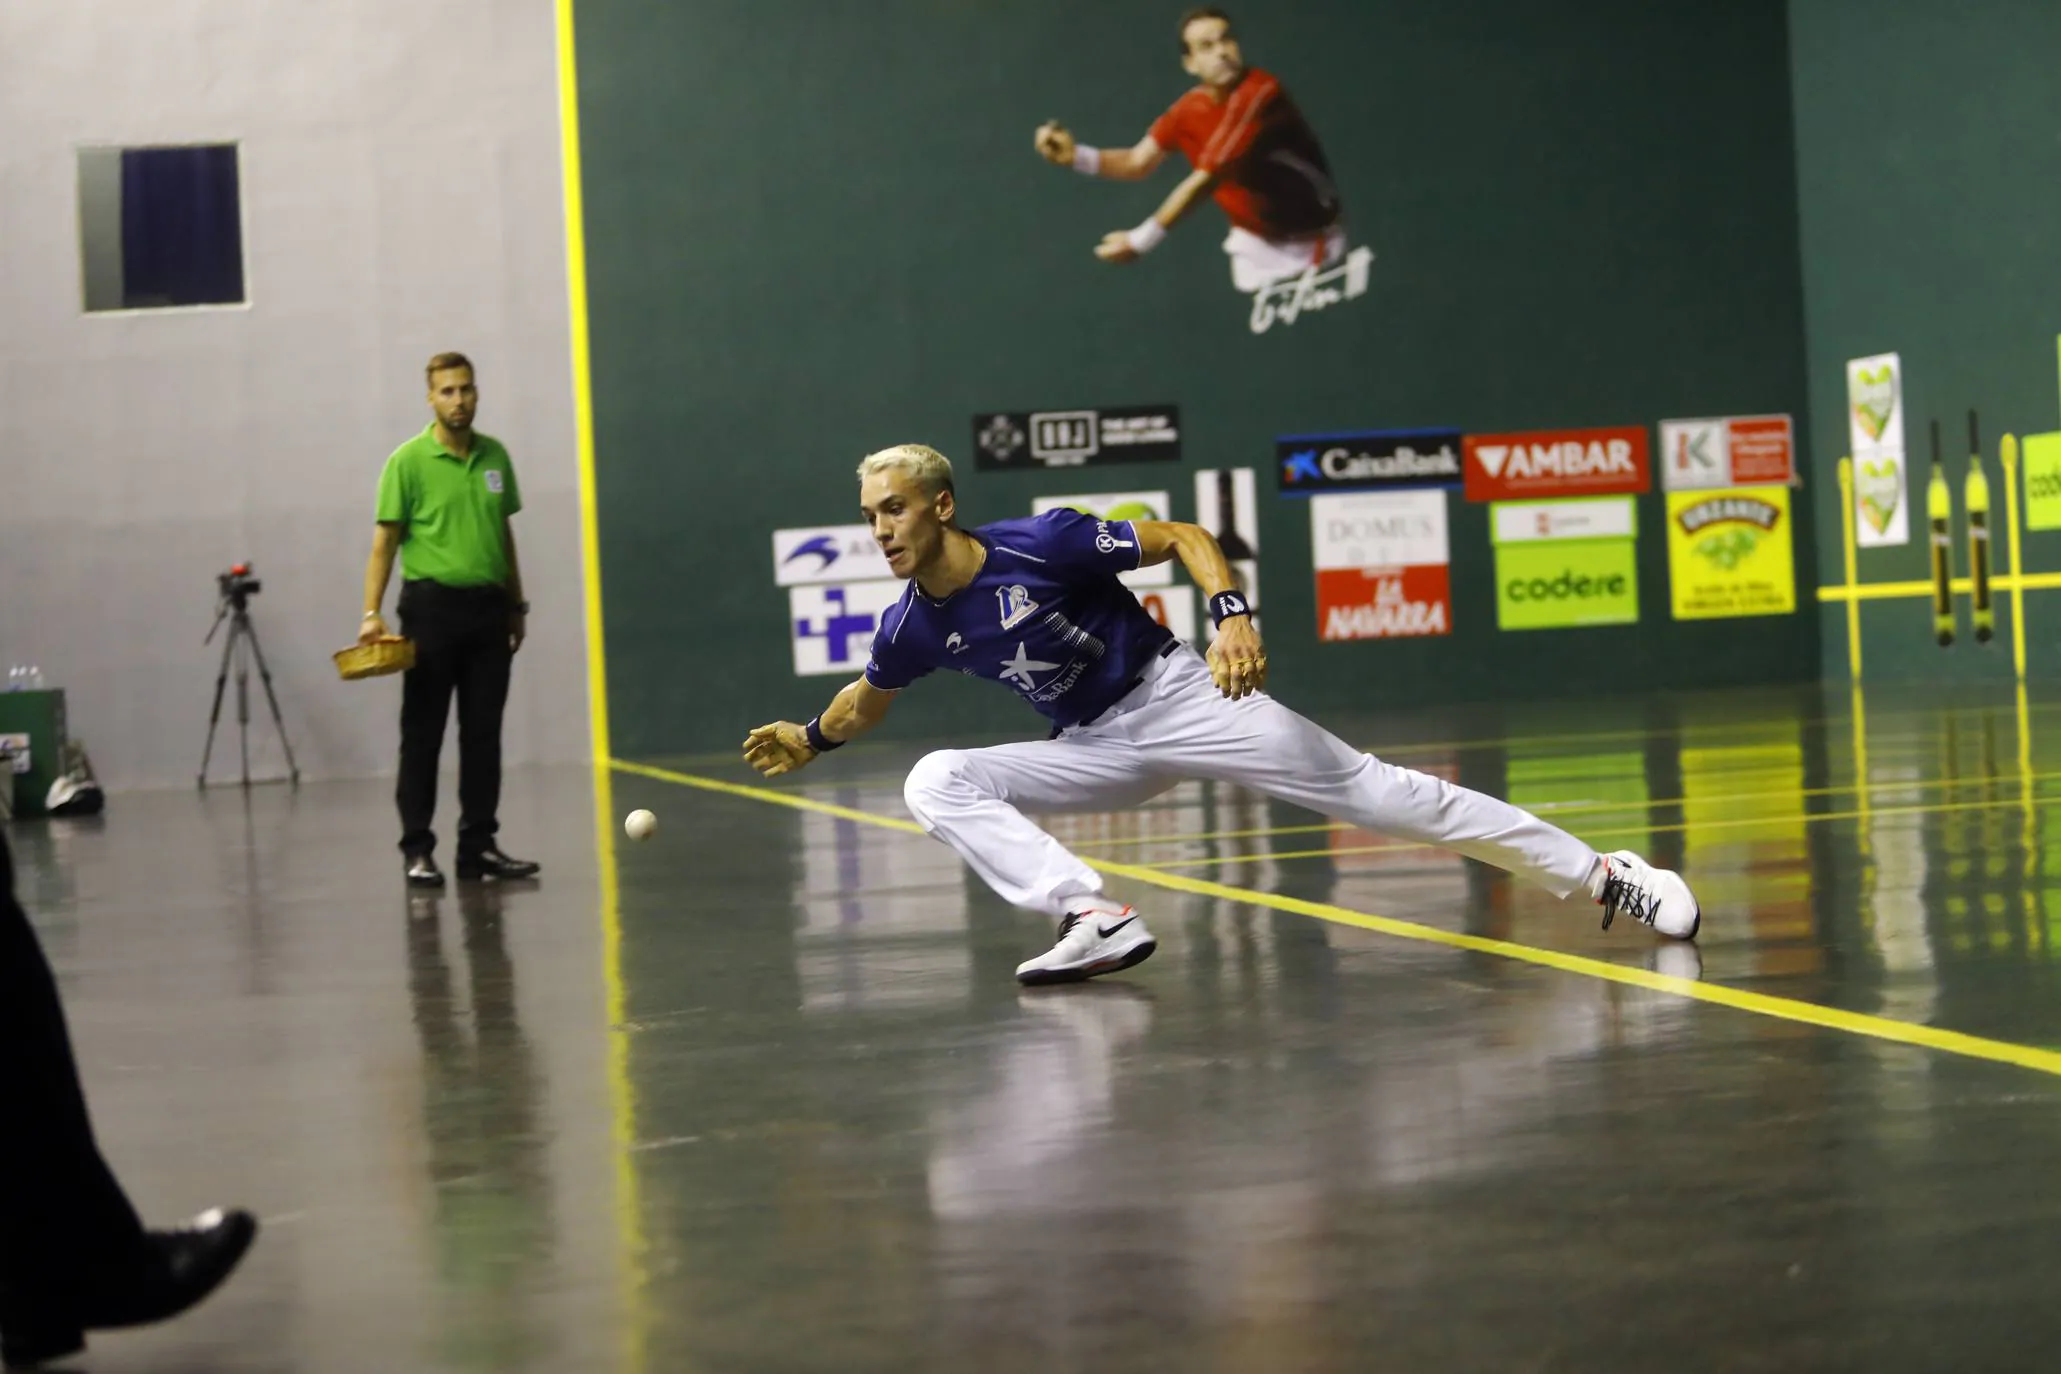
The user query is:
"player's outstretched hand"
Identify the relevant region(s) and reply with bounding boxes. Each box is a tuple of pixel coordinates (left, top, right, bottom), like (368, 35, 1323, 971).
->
(1034, 119, 1075, 165)
(1207, 618, 1268, 700)
(1095, 231, 1140, 264)
(743, 722, 816, 778)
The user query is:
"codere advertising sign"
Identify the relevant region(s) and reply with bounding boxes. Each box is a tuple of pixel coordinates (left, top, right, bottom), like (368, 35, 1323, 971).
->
(1490, 497, 1640, 630)
(1665, 486, 1797, 620)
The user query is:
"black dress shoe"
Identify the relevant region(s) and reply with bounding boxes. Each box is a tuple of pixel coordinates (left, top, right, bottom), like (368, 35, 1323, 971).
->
(406, 854, 445, 888)
(456, 846, 540, 881)
(0, 1301, 83, 1369)
(0, 1209, 256, 1367)
(79, 1208, 258, 1330)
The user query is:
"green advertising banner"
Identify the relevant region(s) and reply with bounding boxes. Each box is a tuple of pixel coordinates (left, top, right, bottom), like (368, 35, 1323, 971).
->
(1495, 539, 1640, 629)
(1490, 496, 1640, 630)
(2023, 431, 2061, 530)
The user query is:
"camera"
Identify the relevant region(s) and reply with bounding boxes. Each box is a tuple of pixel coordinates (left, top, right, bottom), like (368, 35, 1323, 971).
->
(217, 562, 262, 603)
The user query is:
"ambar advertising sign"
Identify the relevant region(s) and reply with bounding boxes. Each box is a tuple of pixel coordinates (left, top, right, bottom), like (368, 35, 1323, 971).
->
(1463, 426, 1650, 503)
(1277, 428, 1462, 495)
(1666, 486, 1797, 620)
(1491, 497, 1639, 630)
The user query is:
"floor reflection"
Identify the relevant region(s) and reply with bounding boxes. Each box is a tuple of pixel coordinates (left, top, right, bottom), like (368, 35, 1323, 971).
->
(406, 883, 555, 1371)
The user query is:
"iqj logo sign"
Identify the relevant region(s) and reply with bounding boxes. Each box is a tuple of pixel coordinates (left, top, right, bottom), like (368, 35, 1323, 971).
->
(772, 525, 888, 587)
(790, 582, 905, 676)
(1275, 428, 1463, 495)
(972, 406, 1181, 470)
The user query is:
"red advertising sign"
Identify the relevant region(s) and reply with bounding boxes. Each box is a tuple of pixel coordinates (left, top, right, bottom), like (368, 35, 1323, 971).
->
(1462, 425, 1651, 502)
(1726, 416, 1794, 485)
(1314, 565, 1452, 640)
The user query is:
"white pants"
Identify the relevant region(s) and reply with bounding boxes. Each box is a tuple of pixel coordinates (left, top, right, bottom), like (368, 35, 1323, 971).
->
(902, 647, 1599, 918)
(1224, 224, 1349, 293)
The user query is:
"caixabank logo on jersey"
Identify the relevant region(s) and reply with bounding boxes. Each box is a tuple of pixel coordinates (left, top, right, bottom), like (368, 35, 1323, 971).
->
(1665, 487, 1797, 621)
(1275, 428, 1463, 495)
(972, 406, 1181, 470)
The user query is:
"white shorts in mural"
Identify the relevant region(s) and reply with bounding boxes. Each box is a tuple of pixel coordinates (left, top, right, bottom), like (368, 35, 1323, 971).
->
(1222, 223, 1349, 292)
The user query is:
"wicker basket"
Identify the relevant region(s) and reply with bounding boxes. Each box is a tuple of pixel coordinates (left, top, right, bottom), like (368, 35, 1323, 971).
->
(334, 636, 416, 680)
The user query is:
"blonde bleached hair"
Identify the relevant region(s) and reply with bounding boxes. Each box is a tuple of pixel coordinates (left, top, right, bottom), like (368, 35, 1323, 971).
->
(856, 443, 956, 501)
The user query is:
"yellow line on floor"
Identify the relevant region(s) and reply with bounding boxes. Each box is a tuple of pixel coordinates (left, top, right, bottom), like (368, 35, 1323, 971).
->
(1130, 791, 2057, 872)
(610, 759, 2061, 1080)
(1068, 767, 2061, 852)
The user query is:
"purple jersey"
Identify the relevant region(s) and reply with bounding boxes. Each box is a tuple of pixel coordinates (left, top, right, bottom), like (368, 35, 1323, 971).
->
(865, 511, 1175, 728)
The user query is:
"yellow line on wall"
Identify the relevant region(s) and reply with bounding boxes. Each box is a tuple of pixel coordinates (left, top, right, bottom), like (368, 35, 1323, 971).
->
(557, 0, 611, 768)
(612, 758, 2061, 1080)
(556, 5, 643, 1372)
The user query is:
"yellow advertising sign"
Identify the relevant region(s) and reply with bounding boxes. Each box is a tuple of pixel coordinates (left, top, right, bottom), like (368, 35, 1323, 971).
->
(1666, 484, 1796, 619)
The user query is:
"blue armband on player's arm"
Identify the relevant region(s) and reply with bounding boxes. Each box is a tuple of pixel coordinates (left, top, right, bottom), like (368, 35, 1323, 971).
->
(1209, 590, 1251, 626)
(805, 717, 844, 753)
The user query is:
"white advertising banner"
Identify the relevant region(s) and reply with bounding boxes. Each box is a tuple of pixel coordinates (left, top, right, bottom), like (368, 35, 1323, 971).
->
(1846, 352, 1910, 548)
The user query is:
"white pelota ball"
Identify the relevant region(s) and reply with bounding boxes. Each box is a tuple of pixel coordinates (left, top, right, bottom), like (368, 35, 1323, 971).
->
(624, 809, 657, 841)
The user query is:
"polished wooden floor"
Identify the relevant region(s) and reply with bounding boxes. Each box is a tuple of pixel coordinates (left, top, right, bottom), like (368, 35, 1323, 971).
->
(16, 680, 2061, 1371)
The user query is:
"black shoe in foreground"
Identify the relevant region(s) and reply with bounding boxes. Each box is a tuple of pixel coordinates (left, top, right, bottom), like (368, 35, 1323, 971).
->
(1, 1208, 258, 1367)
(0, 1303, 82, 1370)
(405, 854, 446, 888)
(79, 1208, 259, 1330)
(456, 846, 540, 882)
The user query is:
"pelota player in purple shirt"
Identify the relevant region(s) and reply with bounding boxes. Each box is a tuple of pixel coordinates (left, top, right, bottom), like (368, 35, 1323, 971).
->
(745, 444, 1699, 985)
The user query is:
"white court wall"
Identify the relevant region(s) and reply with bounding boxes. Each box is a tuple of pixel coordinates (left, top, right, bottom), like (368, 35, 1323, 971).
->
(0, 0, 588, 789)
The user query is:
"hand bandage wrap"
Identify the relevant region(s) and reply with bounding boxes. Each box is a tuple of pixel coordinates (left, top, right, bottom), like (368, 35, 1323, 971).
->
(1125, 217, 1168, 255)
(1071, 145, 1101, 176)
(804, 717, 844, 753)
(1209, 591, 1251, 627)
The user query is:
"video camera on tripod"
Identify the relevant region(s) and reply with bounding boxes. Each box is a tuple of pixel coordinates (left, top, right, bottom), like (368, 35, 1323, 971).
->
(200, 561, 299, 789)
(216, 562, 262, 607)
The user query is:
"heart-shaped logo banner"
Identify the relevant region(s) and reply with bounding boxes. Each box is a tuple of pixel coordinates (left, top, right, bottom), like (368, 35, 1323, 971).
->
(1852, 366, 1897, 443)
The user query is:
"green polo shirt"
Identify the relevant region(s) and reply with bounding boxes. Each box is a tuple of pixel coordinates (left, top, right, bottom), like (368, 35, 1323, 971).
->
(375, 424, 523, 587)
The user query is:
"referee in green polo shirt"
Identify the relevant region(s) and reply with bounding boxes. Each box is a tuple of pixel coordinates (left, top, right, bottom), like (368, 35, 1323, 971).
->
(359, 352, 540, 887)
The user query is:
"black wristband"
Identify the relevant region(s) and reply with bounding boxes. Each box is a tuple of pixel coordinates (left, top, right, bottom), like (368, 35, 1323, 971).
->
(1209, 590, 1252, 626)
(804, 717, 844, 753)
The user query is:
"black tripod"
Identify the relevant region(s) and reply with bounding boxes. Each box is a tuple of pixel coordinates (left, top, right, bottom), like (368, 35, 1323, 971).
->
(199, 576, 300, 789)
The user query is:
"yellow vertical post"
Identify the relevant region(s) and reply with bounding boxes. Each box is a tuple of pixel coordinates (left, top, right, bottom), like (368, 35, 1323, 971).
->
(1851, 682, 1871, 854)
(2002, 432, 2027, 678)
(1837, 456, 1863, 680)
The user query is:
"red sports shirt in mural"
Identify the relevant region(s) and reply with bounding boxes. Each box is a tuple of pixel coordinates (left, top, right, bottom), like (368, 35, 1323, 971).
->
(1149, 68, 1342, 240)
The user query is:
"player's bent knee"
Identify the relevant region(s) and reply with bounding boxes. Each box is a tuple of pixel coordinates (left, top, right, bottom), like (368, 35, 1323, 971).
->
(904, 749, 974, 819)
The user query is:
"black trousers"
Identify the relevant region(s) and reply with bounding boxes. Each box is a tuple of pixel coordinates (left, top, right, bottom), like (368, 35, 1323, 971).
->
(0, 832, 149, 1297)
(397, 579, 513, 859)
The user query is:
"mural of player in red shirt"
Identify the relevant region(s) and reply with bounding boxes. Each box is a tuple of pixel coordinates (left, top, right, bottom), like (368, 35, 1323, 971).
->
(1034, 7, 1349, 294)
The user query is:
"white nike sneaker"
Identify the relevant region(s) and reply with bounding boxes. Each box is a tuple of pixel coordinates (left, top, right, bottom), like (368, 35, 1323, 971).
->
(1597, 851, 1701, 940)
(1015, 903, 1157, 985)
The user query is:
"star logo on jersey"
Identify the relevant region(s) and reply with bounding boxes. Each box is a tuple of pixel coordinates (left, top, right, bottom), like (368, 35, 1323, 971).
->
(996, 584, 1040, 630)
(998, 642, 1060, 691)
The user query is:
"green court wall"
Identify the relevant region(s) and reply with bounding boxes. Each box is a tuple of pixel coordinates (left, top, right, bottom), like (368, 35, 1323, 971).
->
(575, 0, 1819, 760)
(1790, 0, 2061, 684)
